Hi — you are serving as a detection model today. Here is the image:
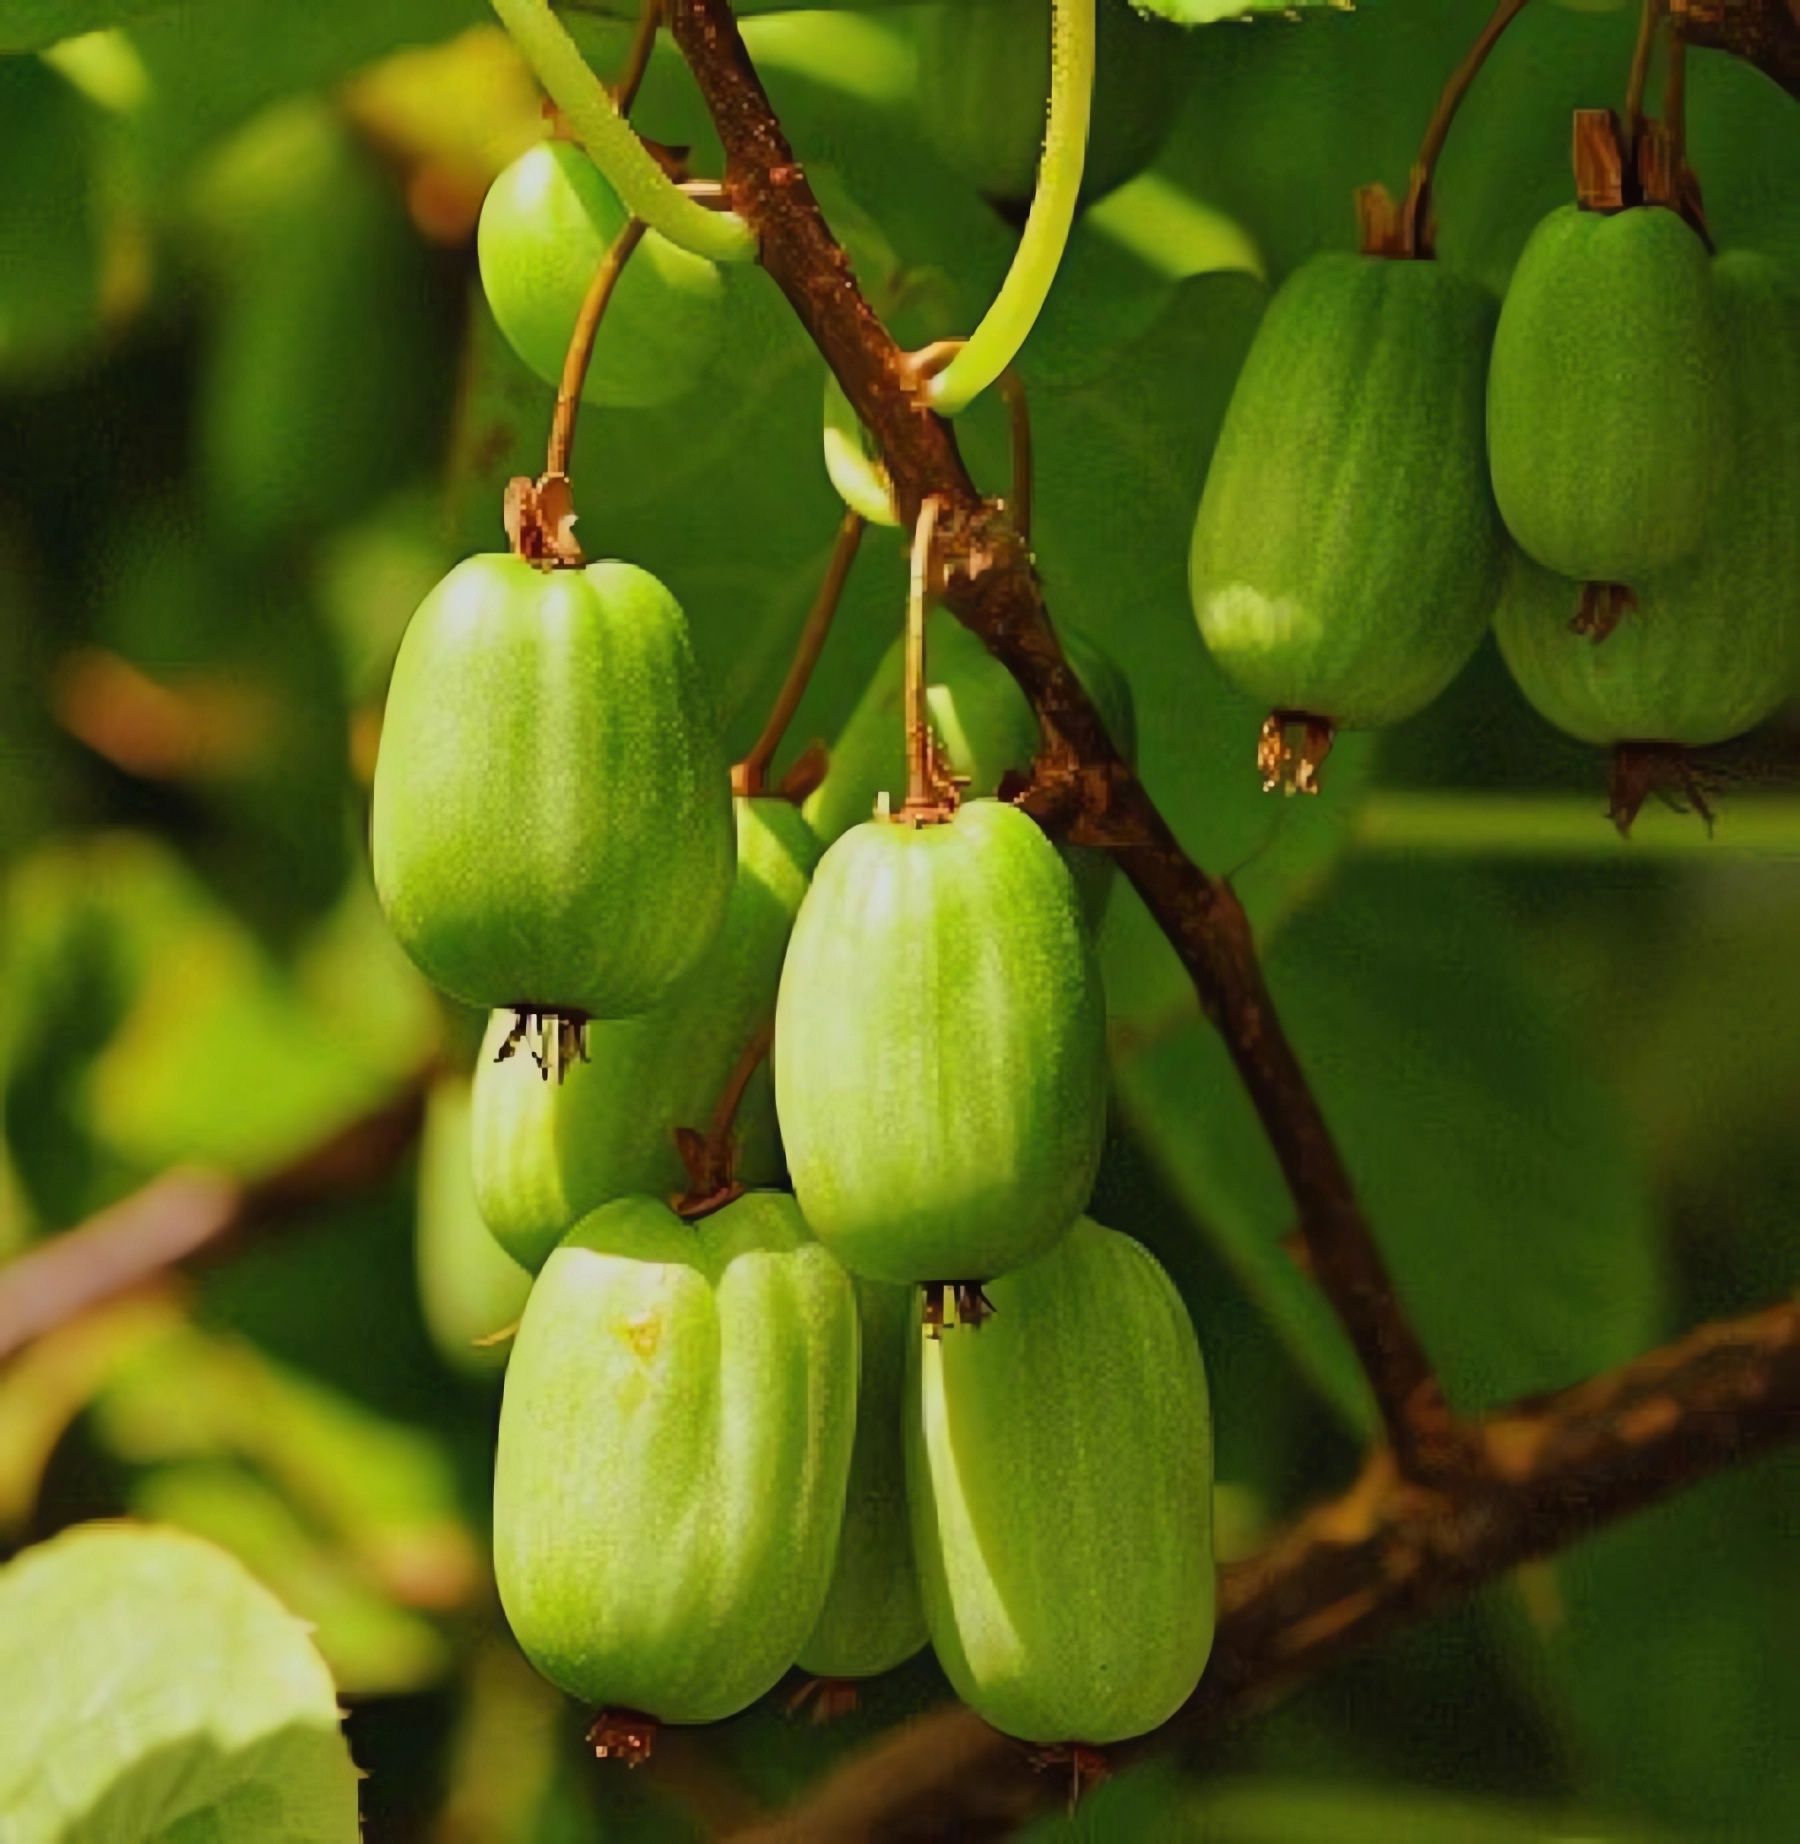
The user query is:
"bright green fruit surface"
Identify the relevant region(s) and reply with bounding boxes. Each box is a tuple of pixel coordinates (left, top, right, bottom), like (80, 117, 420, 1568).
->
(471, 796, 820, 1271)
(414, 1076, 530, 1376)
(918, 0, 1195, 205)
(907, 1217, 1215, 1744)
(1189, 252, 1502, 729)
(493, 1191, 859, 1723)
(1487, 204, 1726, 582)
(1494, 251, 1800, 749)
(775, 798, 1105, 1285)
(804, 610, 1135, 925)
(798, 1276, 926, 1680)
(478, 139, 724, 411)
(371, 552, 734, 1018)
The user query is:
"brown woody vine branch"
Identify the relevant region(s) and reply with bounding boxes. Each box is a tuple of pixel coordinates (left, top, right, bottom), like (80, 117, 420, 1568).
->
(664, 0, 1459, 1477)
(1674, 0, 1800, 98)
(729, 1296, 1800, 1842)
(0, 1069, 433, 1365)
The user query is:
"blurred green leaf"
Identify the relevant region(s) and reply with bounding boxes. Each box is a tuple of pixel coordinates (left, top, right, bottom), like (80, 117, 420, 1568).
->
(1501, 1459, 1800, 1837)
(132, 1462, 453, 1696)
(0, 1522, 358, 1841)
(1117, 864, 1663, 1424)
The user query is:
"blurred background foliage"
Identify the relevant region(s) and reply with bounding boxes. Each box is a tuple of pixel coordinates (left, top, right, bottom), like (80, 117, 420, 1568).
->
(0, 0, 1795, 1837)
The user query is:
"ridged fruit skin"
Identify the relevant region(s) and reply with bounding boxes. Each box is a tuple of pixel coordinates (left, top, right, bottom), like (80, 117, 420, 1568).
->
(371, 552, 734, 1018)
(774, 799, 1106, 1285)
(906, 1218, 1215, 1744)
(1494, 251, 1800, 748)
(919, 0, 1194, 205)
(493, 1192, 858, 1723)
(471, 797, 821, 1271)
(477, 140, 723, 410)
(1487, 204, 1725, 582)
(804, 611, 1135, 926)
(1189, 253, 1503, 729)
(414, 1076, 530, 1377)
(798, 1277, 927, 1679)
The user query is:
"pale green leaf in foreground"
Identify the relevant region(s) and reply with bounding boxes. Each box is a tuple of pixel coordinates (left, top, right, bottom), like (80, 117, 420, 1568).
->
(0, 1522, 359, 1843)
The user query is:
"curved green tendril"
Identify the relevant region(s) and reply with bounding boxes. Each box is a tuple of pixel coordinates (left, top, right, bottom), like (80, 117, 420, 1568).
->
(489, 0, 758, 266)
(926, 0, 1095, 416)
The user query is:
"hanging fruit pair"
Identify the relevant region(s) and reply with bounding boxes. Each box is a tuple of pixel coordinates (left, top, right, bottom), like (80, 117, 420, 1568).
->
(493, 1192, 859, 1738)
(471, 794, 819, 1271)
(478, 139, 724, 410)
(1494, 250, 1800, 827)
(908, 1219, 1216, 1744)
(371, 551, 735, 1027)
(1188, 224, 1504, 792)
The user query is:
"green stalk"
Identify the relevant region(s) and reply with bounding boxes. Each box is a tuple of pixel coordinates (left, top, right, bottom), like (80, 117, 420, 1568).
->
(488, 0, 757, 264)
(1354, 793, 1800, 860)
(926, 0, 1094, 416)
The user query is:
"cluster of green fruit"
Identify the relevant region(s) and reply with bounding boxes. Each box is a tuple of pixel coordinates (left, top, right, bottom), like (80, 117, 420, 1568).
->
(1190, 174, 1799, 809)
(378, 130, 1210, 1751)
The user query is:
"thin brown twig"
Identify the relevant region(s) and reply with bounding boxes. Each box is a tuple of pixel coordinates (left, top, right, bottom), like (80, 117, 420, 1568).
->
(726, 1295, 1800, 1842)
(1624, 0, 1668, 155)
(664, 0, 1457, 1478)
(903, 497, 943, 814)
(1396, 0, 1532, 257)
(611, 0, 662, 116)
(994, 367, 1033, 542)
(733, 509, 865, 797)
(0, 1069, 435, 1365)
(546, 215, 648, 479)
(673, 1023, 774, 1216)
(1674, 0, 1800, 99)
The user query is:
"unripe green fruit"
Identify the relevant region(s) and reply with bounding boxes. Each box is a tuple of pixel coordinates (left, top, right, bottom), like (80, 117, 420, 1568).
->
(1494, 251, 1799, 749)
(798, 1277, 927, 1680)
(1190, 253, 1503, 729)
(775, 799, 1106, 1285)
(414, 1076, 530, 1377)
(907, 1217, 1215, 1744)
(478, 140, 723, 411)
(805, 611, 1135, 926)
(371, 553, 734, 1018)
(1487, 204, 1726, 582)
(918, 0, 1194, 206)
(471, 796, 821, 1271)
(493, 1191, 858, 1724)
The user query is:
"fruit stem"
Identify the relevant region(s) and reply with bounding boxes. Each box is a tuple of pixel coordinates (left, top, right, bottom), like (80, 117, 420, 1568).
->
(488, 0, 755, 264)
(613, 0, 662, 117)
(911, 341, 1034, 539)
(734, 509, 866, 798)
(547, 215, 647, 481)
(923, 0, 1093, 415)
(673, 1022, 773, 1218)
(1394, 0, 1532, 257)
(1623, 0, 1667, 159)
(901, 496, 952, 818)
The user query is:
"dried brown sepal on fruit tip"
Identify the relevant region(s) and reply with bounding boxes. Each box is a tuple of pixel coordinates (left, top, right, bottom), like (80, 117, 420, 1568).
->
(1609, 742, 1719, 836)
(1027, 1742, 1112, 1814)
(920, 1281, 997, 1337)
(1258, 712, 1335, 796)
(1354, 182, 1426, 261)
(1574, 107, 1629, 211)
(586, 1709, 657, 1767)
(493, 1008, 591, 1085)
(503, 472, 584, 569)
(1572, 580, 1638, 642)
(785, 1675, 860, 1724)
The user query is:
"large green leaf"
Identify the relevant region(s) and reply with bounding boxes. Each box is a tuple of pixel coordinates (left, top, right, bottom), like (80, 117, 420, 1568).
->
(0, 1522, 359, 1842)
(1117, 864, 1662, 1425)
